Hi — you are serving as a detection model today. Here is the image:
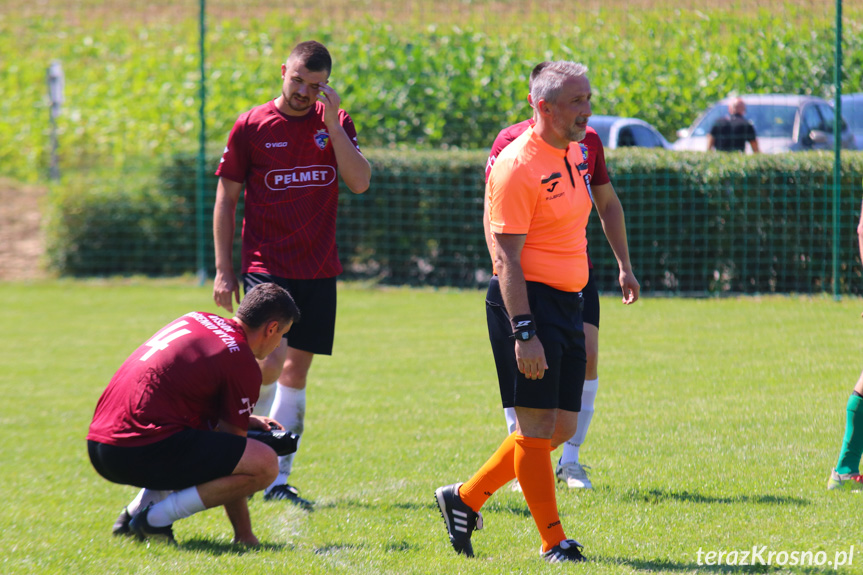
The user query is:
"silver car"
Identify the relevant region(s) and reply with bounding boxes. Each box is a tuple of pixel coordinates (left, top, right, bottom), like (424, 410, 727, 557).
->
(587, 115, 671, 149)
(840, 93, 863, 150)
(673, 94, 856, 153)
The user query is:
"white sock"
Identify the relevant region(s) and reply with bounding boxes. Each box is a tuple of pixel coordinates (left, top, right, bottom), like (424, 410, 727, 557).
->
(266, 386, 305, 491)
(126, 488, 170, 517)
(255, 382, 277, 418)
(146, 487, 206, 527)
(560, 378, 598, 466)
(504, 406, 518, 435)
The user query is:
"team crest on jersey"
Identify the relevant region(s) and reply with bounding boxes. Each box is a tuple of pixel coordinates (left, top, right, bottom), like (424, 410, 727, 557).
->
(314, 129, 330, 150)
(579, 143, 589, 162)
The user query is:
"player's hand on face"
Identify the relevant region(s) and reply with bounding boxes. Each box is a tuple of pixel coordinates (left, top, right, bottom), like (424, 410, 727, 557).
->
(316, 84, 341, 125)
(515, 338, 548, 380)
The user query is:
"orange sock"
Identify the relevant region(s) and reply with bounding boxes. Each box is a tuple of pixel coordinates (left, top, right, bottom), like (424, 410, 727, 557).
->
(459, 432, 518, 512)
(515, 434, 566, 553)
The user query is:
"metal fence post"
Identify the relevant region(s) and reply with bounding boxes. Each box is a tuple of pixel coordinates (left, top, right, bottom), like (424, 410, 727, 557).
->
(833, 0, 842, 301)
(46, 60, 64, 181)
(196, 0, 207, 285)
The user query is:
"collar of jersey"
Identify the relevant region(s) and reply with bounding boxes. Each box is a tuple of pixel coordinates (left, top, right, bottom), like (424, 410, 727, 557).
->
(527, 125, 576, 159)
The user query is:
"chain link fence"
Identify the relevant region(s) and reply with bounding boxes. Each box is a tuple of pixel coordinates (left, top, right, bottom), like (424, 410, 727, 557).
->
(4, 0, 862, 293)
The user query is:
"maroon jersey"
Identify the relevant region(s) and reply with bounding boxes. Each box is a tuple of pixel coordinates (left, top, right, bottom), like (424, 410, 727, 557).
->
(485, 120, 610, 269)
(216, 100, 362, 279)
(87, 312, 262, 447)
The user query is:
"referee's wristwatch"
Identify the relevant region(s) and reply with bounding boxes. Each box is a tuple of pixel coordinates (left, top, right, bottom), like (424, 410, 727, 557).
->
(511, 328, 536, 341)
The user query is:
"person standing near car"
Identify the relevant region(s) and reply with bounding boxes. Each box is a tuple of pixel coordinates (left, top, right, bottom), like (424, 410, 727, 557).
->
(707, 97, 760, 153)
(212, 40, 371, 508)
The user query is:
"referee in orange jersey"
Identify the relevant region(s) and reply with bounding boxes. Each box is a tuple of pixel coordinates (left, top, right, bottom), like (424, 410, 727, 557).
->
(435, 61, 639, 564)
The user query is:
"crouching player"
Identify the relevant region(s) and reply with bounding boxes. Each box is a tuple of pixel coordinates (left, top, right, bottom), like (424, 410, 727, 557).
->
(87, 283, 300, 545)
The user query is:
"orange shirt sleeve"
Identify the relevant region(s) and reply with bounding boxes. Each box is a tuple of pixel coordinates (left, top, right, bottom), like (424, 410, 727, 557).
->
(488, 155, 537, 237)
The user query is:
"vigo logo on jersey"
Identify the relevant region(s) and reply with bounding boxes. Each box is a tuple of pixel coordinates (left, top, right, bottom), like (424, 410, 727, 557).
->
(265, 165, 337, 190)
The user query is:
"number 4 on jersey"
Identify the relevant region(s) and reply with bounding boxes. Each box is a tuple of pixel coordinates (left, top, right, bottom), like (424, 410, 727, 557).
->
(140, 320, 192, 361)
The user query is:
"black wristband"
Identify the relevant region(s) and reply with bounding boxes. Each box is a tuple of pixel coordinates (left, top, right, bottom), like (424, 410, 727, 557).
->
(510, 314, 535, 333)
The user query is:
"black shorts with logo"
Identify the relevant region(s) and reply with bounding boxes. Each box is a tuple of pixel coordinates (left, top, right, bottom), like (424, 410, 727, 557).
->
(486, 276, 586, 411)
(88, 428, 247, 491)
(243, 273, 337, 356)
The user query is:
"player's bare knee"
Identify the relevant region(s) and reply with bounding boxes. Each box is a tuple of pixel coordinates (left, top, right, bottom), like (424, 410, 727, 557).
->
(258, 341, 287, 384)
(585, 353, 598, 379)
(551, 427, 576, 448)
(585, 343, 598, 371)
(259, 458, 279, 488)
(260, 357, 284, 386)
(550, 413, 578, 447)
(241, 439, 279, 488)
(279, 363, 309, 389)
(254, 451, 279, 489)
(279, 349, 313, 389)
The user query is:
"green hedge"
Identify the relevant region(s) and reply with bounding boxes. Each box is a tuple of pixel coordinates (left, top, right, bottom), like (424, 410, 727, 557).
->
(46, 171, 197, 277)
(46, 149, 863, 295)
(592, 151, 863, 294)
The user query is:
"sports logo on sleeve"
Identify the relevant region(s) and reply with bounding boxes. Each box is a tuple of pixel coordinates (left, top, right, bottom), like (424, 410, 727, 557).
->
(238, 397, 254, 416)
(314, 129, 330, 150)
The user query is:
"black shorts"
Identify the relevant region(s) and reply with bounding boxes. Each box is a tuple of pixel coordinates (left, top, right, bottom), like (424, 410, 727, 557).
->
(582, 268, 600, 329)
(487, 276, 586, 411)
(243, 273, 337, 355)
(88, 428, 247, 491)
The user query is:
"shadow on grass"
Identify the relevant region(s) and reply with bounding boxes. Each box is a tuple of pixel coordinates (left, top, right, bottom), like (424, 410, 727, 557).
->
(619, 487, 809, 506)
(314, 542, 367, 555)
(179, 537, 293, 555)
(314, 499, 430, 512)
(481, 498, 532, 518)
(384, 540, 421, 553)
(605, 556, 843, 574)
(314, 540, 419, 555)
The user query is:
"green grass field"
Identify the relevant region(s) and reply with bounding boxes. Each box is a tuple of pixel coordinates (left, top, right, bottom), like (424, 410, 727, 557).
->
(2, 279, 862, 574)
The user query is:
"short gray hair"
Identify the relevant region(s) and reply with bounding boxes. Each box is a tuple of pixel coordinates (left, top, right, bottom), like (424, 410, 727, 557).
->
(530, 61, 589, 106)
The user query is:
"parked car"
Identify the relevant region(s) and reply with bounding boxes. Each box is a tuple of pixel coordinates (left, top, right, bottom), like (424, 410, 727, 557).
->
(673, 94, 856, 153)
(841, 93, 863, 150)
(587, 115, 672, 150)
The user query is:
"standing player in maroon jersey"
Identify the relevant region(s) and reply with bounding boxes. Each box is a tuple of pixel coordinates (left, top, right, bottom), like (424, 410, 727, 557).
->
(213, 41, 371, 507)
(87, 283, 301, 546)
(484, 62, 638, 491)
